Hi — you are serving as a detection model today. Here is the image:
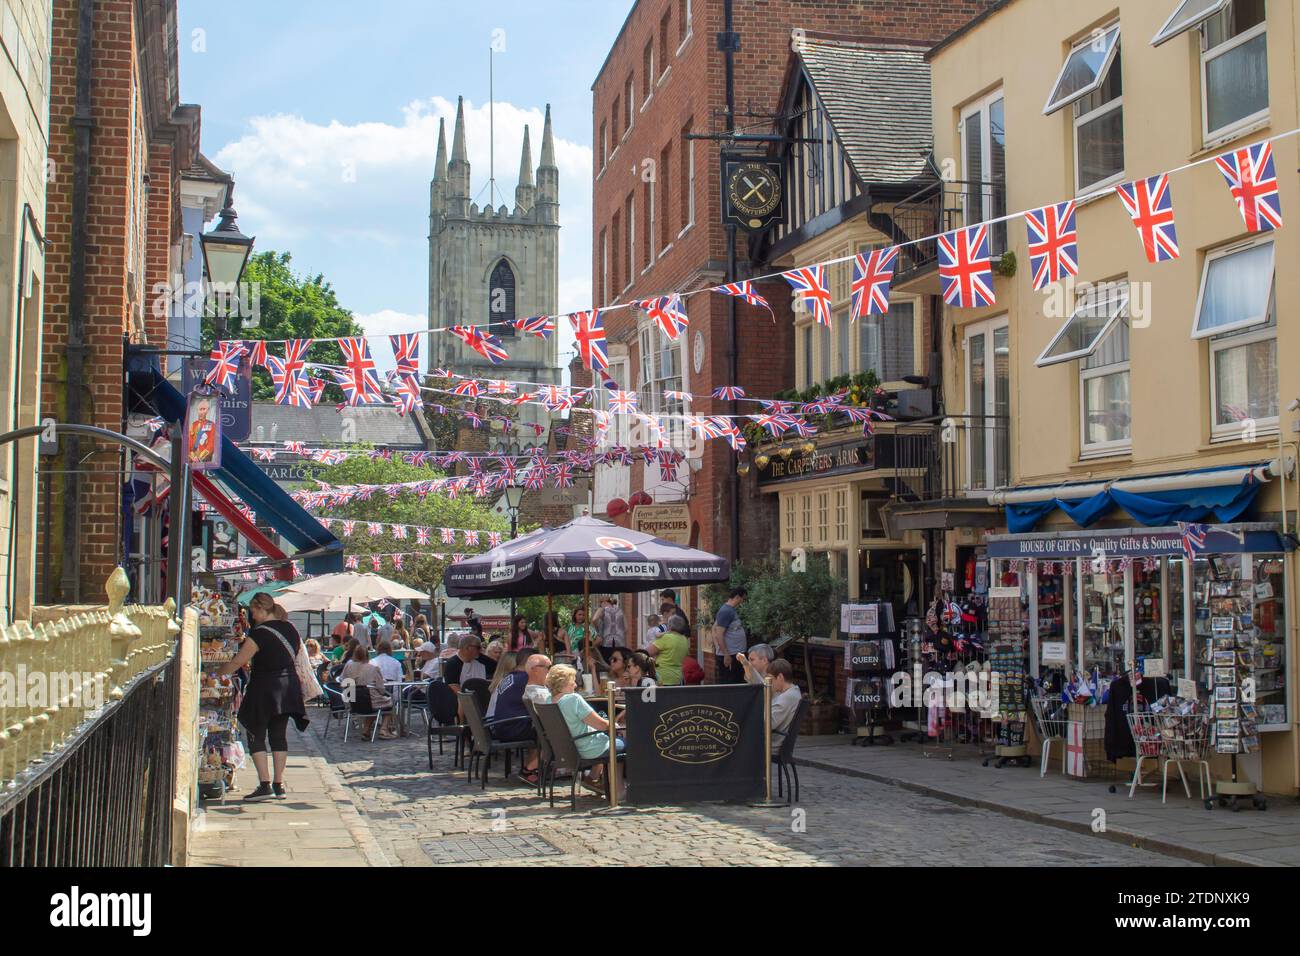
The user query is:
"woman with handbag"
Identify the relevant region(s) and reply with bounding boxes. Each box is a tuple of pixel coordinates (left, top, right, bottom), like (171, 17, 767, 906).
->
(218, 591, 310, 801)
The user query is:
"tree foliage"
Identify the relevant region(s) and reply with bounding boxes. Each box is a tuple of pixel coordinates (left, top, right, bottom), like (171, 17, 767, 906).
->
(705, 556, 845, 642)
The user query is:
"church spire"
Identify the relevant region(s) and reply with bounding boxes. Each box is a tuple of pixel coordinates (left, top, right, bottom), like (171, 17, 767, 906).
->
(434, 116, 448, 182)
(449, 95, 471, 209)
(536, 103, 558, 222)
(515, 125, 535, 212)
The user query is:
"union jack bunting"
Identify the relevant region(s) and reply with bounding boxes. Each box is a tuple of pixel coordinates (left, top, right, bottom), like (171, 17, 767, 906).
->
(759, 399, 796, 414)
(451, 380, 480, 397)
(312, 449, 347, 465)
(462, 529, 479, 546)
(659, 458, 678, 481)
(487, 531, 501, 548)
(937, 225, 996, 308)
(608, 389, 638, 413)
(367, 522, 383, 536)
(800, 400, 836, 415)
(850, 247, 898, 321)
(789, 419, 819, 438)
(392, 374, 423, 417)
(252, 447, 276, 461)
(1215, 142, 1282, 233)
(204, 341, 247, 391)
(712, 280, 772, 316)
(345, 555, 359, 570)
(392, 554, 403, 571)
(1025, 201, 1079, 291)
(549, 463, 574, 488)
(440, 527, 455, 544)
(416, 527, 431, 545)
(513, 315, 555, 337)
(568, 310, 609, 371)
(342, 520, 356, 536)
(711, 386, 746, 400)
(750, 413, 797, 437)
(486, 379, 516, 395)
(782, 265, 834, 327)
(663, 389, 693, 402)
(389, 332, 421, 376)
(392, 525, 408, 539)
(451, 554, 466, 564)
(449, 325, 510, 364)
(523, 467, 547, 490)
(713, 418, 746, 452)
(1116, 174, 1180, 263)
(684, 415, 723, 439)
(1177, 522, 1207, 560)
(370, 555, 382, 572)
(337, 337, 385, 405)
(305, 377, 328, 404)
(638, 294, 689, 341)
(242, 339, 268, 368)
(432, 367, 452, 378)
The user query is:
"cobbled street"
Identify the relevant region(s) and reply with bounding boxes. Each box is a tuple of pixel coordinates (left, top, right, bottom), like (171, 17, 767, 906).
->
(306, 722, 1196, 867)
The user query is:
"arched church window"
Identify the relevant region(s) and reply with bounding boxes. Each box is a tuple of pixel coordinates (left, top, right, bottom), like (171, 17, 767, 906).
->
(488, 259, 516, 337)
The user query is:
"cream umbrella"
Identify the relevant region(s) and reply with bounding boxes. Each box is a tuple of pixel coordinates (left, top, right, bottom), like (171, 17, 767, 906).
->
(277, 571, 428, 613)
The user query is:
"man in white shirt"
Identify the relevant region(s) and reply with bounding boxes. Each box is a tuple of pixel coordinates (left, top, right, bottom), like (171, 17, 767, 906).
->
(372, 641, 404, 685)
(768, 659, 803, 752)
(522, 654, 553, 704)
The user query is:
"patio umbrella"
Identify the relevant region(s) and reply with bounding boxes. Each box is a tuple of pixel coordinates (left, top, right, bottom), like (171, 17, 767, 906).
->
(236, 583, 289, 607)
(277, 571, 428, 613)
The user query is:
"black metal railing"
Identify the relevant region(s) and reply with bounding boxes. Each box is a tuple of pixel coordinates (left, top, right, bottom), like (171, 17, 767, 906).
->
(888, 178, 1008, 281)
(886, 416, 1011, 502)
(0, 653, 179, 867)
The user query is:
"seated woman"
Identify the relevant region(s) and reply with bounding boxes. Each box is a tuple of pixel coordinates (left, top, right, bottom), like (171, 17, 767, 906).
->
(339, 643, 396, 739)
(606, 647, 634, 688)
(626, 652, 657, 689)
(546, 664, 624, 796)
(304, 639, 326, 670)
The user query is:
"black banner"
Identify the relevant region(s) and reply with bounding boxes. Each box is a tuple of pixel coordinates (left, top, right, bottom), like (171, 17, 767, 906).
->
(623, 684, 766, 805)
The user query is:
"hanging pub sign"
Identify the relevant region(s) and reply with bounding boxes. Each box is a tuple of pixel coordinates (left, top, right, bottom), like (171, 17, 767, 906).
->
(757, 435, 874, 486)
(720, 152, 784, 232)
(183, 355, 251, 443)
(185, 388, 222, 471)
(622, 684, 766, 805)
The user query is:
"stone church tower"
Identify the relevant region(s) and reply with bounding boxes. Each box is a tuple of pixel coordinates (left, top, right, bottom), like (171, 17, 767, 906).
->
(428, 97, 561, 435)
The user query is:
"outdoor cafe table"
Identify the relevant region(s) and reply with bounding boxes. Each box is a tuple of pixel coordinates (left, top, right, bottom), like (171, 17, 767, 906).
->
(385, 680, 425, 736)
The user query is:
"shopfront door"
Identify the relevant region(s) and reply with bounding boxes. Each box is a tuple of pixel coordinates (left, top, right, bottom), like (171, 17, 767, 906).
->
(859, 548, 922, 624)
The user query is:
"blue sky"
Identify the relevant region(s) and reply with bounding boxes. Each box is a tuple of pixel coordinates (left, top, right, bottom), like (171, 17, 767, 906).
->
(179, 1, 633, 370)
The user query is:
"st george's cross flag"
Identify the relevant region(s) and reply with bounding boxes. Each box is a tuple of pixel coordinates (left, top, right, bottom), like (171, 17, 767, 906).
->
(204, 340, 247, 392)
(938, 225, 996, 308)
(1215, 141, 1282, 233)
(782, 265, 834, 327)
(1025, 201, 1079, 291)
(449, 325, 509, 364)
(638, 294, 689, 340)
(711, 280, 772, 317)
(850, 247, 898, 321)
(568, 310, 609, 371)
(337, 337, 386, 405)
(389, 332, 421, 377)
(1116, 174, 1180, 263)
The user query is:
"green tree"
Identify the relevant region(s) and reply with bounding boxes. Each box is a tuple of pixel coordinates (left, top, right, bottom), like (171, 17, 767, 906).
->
(298, 454, 509, 596)
(707, 557, 845, 642)
(205, 250, 367, 402)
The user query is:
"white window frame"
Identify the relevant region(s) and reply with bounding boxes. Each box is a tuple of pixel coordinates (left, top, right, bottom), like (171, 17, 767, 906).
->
(959, 89, 1005, 228)
(1037, 283, 1130, 367)
(964, 316, 1010, 493)
(624, 199, 636, 294)
(1209, 323, 1278, 441)
(637, 320, 690, 453)
(677, 0, 693, 55)
(1044, 24, 1121, 115)
(1079, 331, 1132, 457)
(642, 41, 654, 109)
(1200, 12, 1269, 143)
(679, 135, 695, 237)
(1072, 59, 1124, 194)
(1152, 0, 1230, 46)
(643, 176, 656, 272)
(1191, 236, 1275, 339)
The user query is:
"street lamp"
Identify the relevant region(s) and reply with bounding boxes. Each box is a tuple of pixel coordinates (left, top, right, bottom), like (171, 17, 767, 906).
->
(503, 483, 525, 627)
(200, 197, 255, 337)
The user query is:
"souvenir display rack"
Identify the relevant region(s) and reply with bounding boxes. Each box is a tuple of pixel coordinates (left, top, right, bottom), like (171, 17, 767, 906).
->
(984, 590, 1029, 768)
(197, 594, 246, 803)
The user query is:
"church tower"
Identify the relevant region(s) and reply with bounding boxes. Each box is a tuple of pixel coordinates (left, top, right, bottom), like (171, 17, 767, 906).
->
(429, 97, 561, 438)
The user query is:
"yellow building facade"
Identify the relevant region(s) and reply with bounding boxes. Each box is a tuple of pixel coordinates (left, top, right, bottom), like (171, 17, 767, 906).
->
(922, 0, 1300, 793)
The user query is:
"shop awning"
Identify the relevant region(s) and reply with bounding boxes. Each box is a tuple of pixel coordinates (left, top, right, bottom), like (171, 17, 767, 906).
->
(129, 366, 344, 574)
(988, 462, 1280, 534)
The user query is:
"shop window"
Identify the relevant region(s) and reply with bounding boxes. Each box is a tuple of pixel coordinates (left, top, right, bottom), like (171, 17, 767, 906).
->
(638, 320, 686, 450)
(1080, 318, 1131, 455)
(816, 491, 830, 547)
(960, 89, 1007, 255)
(859, 300, 916, 383)
(1045, 25, 1124, 192)
(965, 319, 1010, 491)
(1081, 565, 1125, 677)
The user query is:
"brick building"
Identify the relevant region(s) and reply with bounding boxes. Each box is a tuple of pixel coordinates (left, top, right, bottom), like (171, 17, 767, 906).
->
(591, 0, 996, 652)
(39, 0, 197, 602)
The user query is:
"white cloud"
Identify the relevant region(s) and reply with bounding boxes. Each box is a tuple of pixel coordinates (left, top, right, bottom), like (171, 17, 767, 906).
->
(355, 309, 426, 374)
(213, 96, 593, 372)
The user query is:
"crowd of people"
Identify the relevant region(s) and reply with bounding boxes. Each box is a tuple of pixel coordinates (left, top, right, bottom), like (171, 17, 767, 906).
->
(244, 588, 803, 801)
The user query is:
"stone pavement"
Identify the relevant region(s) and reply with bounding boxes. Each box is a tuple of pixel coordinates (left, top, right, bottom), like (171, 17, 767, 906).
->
(796, 738, 1300, 866)
(255, 716, 1193, 867)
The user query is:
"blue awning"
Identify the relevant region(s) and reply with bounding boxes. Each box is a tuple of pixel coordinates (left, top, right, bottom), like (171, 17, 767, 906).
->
(132, 366, 343, 574)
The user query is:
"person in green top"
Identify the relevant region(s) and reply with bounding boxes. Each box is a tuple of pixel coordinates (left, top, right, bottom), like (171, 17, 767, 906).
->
(547, 663, 624, 796)
(647, 613, 689, 685)
(565, 606, 590, 655)
(324, 635, 347, 662)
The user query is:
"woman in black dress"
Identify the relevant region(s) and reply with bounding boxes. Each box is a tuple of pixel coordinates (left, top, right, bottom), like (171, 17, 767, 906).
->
(219, 592, 307, 801)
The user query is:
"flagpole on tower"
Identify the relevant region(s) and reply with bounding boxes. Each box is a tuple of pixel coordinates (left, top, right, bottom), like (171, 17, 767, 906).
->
(489, 44, 496, 207)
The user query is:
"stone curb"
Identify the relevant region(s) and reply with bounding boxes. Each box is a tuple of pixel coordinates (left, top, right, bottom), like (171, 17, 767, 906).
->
(293, 724, 393, 868)
(795, 755, 1267, 867)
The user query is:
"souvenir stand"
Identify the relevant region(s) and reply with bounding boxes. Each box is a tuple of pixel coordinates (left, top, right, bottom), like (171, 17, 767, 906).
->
(843, 603, 897, 745)
(984, 586, 1030, 768)
(896, 617, 925, 743)
(193, 586, 246, 803)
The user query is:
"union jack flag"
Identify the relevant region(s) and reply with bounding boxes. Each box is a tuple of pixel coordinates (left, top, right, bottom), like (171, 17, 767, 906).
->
(789, 419, 819, 438)
(341, 521, 356, 537)
(252, 447, 277, 461)
(750, 413, 797, 437)
(440, 527, 455, 544)
(449, 325, 510, 364)
(713, 418, 746, 452)
(487, 531, 501, 547)
(759, 399, 796, 414)
(416, 527, 431, 545)
(204, 341, 247, 391)
(368, 522, 384, 537)
(783, 265, 834, 327)
(392, 524, 408, 540)
(659, 457, 679, 481)
(345, 555, 359, 570)
(1116, 174, 1180, 263)
(608, 390, 638, 413)
(392, 554, 404, 571)
(938, 225, 996, 308)
(638, 294, 689, 340)
(337, 337, 385, 405)
(305, 377, 328, 404)
(463, 530, 480, 546)
(1215, 142, 1282, 233)
(550, 463, 574, 488)
(664, 389, 693, 403)
(800, 400, 836, 415)
(684, 416, 723, 439)
(242, 339, 268, 368)
(389, 332, 421, 377)
(392, 374, 423, 417)
(513, 315, 555, 337)
(851, 247, 898, 321)
(712, 385, 746, 401)
(712, 281, 772, 317)
(451, 380, 480, 397)
(486, 379, 516, 395)
(1025, 201, 1079, 291)
(371, 555, 382, 572)
(1177, 521, 1207, 560)
(568, 310, 609, 371)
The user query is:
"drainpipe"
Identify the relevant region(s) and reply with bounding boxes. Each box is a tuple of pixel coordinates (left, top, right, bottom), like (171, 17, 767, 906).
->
(722, 0, 739, 564)
(60, 0, 95, 602)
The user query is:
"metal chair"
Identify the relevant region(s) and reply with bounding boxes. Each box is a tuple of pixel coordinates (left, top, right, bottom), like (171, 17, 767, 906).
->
(424, 680, 467, 769)
(321, 682, 350, 739)
(534, 700, 624, 811)
(523, 697, 554, 798)
(460, 677, 491, 719)
(772, 698, 811, 804)
(459, 692, 532, 790)
(346, 685, 394, 743)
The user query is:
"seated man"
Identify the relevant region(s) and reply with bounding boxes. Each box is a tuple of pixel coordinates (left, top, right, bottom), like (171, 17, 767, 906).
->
(442, 635, 497, 693)
(768, 659, 802, 752)
(736, 643, 775, 685)
(371, 641, 404, 685)
(522, 654, 553, 704)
